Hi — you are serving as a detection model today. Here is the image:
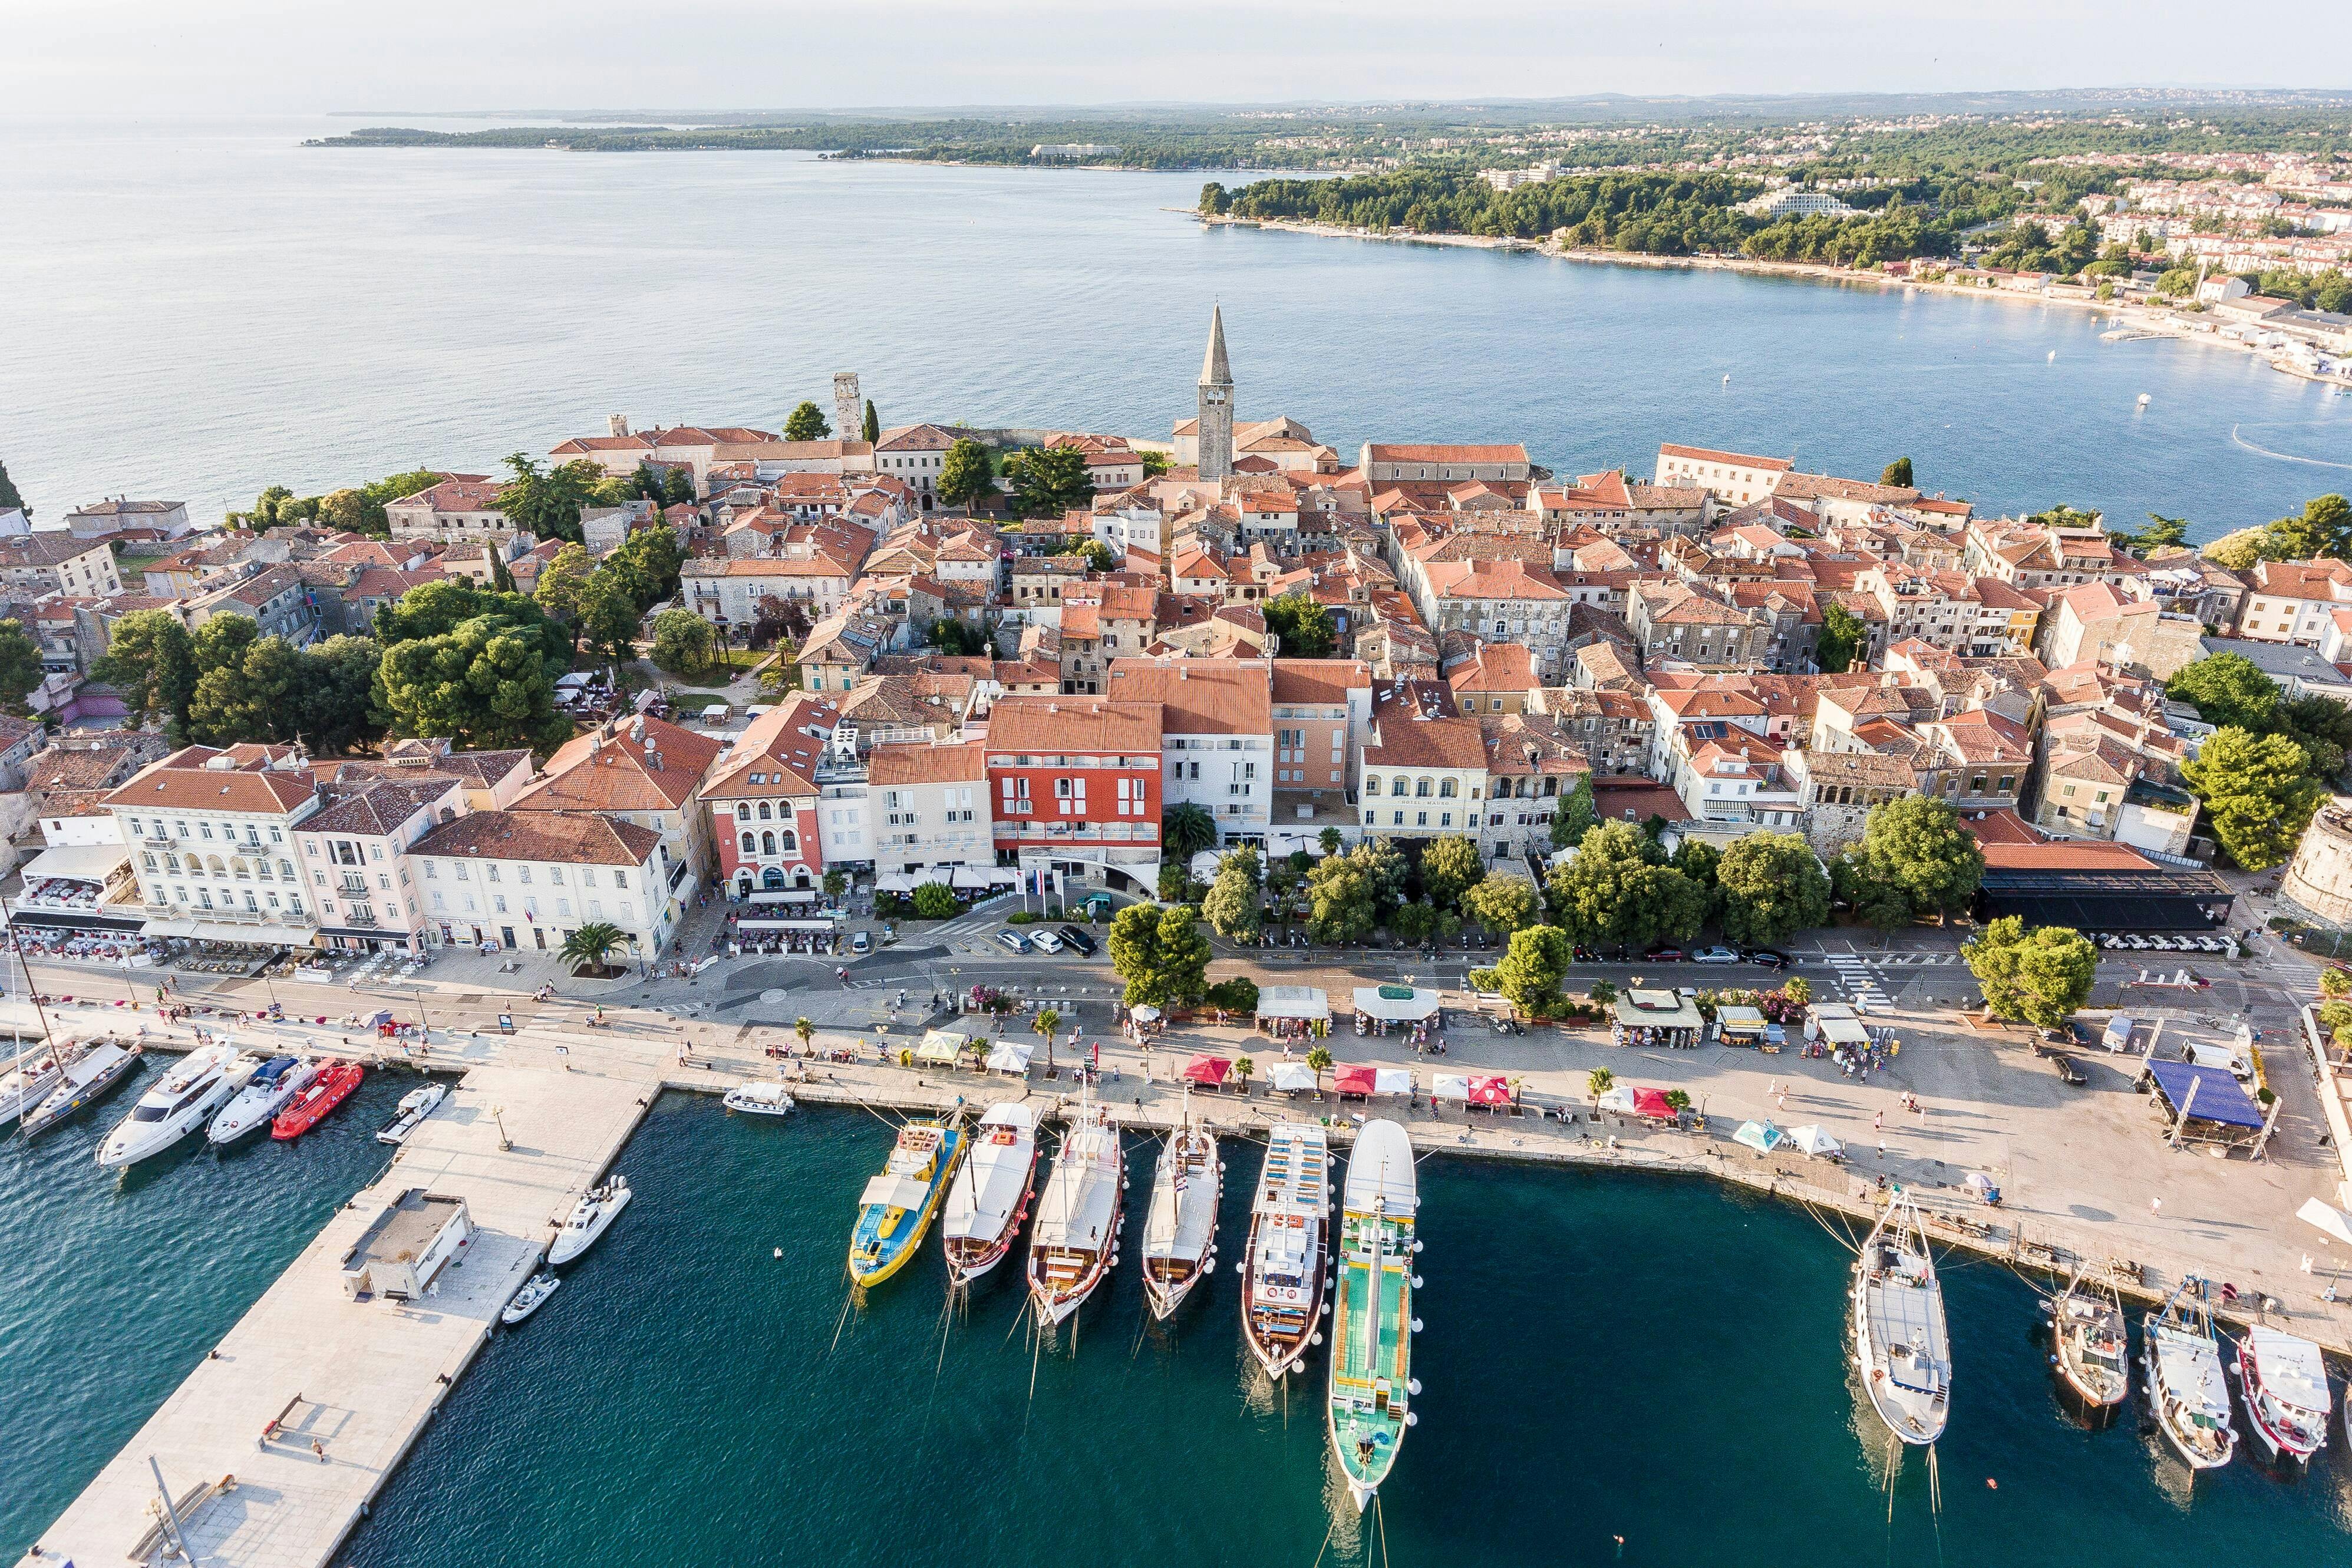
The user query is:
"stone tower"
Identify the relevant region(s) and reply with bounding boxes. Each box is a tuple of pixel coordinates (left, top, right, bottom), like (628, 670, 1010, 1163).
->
(1196, 306, 1234, 482)
(832, 372, 862, 443)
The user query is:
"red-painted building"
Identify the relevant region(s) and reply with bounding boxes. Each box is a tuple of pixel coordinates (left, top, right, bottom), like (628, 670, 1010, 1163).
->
(984, 696, 1163, 896)
(703, 694, 842, 899)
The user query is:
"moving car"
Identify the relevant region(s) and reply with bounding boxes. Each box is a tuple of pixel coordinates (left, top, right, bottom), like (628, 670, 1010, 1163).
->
(1057, 925, 1098, 956)
(996, 929, 1030, 955)
(1691, 946, 1741, 964)
(1029, 928, 1064, 954)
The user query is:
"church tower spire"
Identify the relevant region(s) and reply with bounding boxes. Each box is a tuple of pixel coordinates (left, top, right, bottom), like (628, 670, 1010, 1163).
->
(1196, 305, 1235, 482)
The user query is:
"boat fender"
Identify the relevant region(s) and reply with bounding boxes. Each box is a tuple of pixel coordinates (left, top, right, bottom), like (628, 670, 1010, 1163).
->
(1218, 1162, 1226, 1172)
(1311, 1332, 1324, 1346)
(1410, 1275, 1423, 1289)
(1404, 1412, 1418, 1427)
(1320, 1302, 1331, 1316)
(1203, 1259, 1216, 1274)
(1410, 1318, 1423, 1333)
(1411, 1240, 1423, 1253)
(1407, 1379, 1421, 1396)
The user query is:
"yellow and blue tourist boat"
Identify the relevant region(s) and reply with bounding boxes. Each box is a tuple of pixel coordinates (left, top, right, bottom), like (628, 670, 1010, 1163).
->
(1327, 1118, 1420, 1511)
(848, 1117, 965, 1286)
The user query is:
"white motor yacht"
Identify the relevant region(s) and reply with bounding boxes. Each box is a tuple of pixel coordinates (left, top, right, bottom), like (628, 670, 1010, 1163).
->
(549, 1174, 631, 1265)
(209, 1057, 318, 1146)
(721, 1081, 795, 1117)
(1851, 1195, 1951, 1445)
(376, 1081, 448, 1144)
(98, 1046, 255, 1169)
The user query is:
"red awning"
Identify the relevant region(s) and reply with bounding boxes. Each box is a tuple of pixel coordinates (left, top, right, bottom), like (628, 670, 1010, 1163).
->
(1182, 1054, 1232, 1085)
(1332, 1064, 1378, 1095)
(1468, 1074, 1513, 1106)
(1632, 1087, 1675, 1120)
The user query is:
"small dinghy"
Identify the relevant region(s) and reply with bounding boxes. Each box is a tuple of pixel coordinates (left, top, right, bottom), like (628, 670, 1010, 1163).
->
(723, 1081, 795, 1117)
(550, 1174, 631, 1265)
(376, 1081, 447, 1144)
(501, 1273, 562, 1325)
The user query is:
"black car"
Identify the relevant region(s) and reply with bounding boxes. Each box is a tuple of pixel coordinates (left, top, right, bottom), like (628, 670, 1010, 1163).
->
(1057, 924, 1098, 956)
(1741, 947, 1790, 969)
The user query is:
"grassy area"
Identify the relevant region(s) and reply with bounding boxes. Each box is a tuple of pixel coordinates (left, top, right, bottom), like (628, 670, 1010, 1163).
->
(654, 646, 772, 692)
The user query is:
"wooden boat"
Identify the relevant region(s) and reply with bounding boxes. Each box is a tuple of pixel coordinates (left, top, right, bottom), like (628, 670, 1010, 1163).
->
(21, 1042, 141, 1138)
(1240, 1122, 1331, 1378)
(272, 1058, 365, 1140)
(848, 1118, 964, 1287)
(1328, 1119, 1420, 1511)
(0, 1039, 76, 1123)
(2143, 1281, 2235, 1470)
(1141, 1114, 1219, 1320)
(2048, 1263, 2129, 1407)
(1025, 1094, 1123, 1327)
(942, 1102, 1037, 1285)
(2234, 1325, 2331, 1463)
(1851, 1194, 1951, 1445)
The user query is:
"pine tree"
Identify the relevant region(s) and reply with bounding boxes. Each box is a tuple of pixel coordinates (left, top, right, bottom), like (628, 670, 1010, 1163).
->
(862, 398, 880, 443)
(0, 456, 24, 516)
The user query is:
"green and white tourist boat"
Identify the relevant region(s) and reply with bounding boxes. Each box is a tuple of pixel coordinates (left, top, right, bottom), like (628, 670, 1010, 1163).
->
(1327, 1118, 1421, 1511)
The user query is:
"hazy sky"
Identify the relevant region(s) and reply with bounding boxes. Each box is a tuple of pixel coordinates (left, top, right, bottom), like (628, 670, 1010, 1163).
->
(0, 1, 2342, 115)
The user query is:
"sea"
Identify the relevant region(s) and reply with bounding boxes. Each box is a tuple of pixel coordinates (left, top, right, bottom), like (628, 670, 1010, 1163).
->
(2, 115, 2351, 535)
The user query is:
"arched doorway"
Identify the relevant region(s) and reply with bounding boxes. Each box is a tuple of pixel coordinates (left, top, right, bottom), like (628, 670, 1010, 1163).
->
(735, 873, 753, 899)
(762, 866, 787, 890)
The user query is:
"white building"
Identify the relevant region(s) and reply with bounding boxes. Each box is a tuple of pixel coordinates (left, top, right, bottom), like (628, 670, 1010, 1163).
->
(867, 738, 994, 880)
(408, 809, 670, 960)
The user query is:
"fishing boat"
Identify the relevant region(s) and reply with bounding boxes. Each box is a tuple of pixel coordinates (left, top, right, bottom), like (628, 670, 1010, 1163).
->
(21, 1042, 141, 1138)
(1241, 1121, 1332, 1379)
(1850, 1194, 1951, 1445)
(722, 1081, 796, 1117)
(376, 1081, 448, 1144)
(1141, 1114, 1219, 1320)
(1025, 1094, 1123, 1326)
(272, 1058, 365, 1141)
(2234, 1325, 2331, 1463)
(501, 1273, 562, 1325)
(0, 1040, 73, 1123)
(2048, 1263, 2129, 1407)
(1328, 1118, 1420, 1512)
(550, 1174, 632, 1265)
(209, 1056, 317, 1145)
(942, 1101, 1037, 1286)
(2143, 1282, 2235, 1470)
(848, 1118, 964, 1287)
(97, 1046, 255, 1169)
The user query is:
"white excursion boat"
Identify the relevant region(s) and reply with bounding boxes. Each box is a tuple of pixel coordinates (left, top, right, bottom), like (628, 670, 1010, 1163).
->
(2048, 1263, 2130, 1407)
(1851, 1195, 1951, 1445)
(501, 1273, 562, 1325)
(942, 1101, 1038, 1286)
(376, 1081, 448, 1144)
(1142, 1115, 1220, 1320)
(1327, 1118, 1423, 1512)
(2144, 1282, 2236, 1470)
(209, 1056, 318, 1146)
(21, 1042, 141, 1138)
(549, 1174, 632, 1265)
(721, 1081, 796, 1117)
(1025, 1094, 1123, 1327)
(98, 1046, 256, 1170)
(1, 1039, 74, 1124)
(2234, 1325, 2331, 1463)
(1241, 1122, 1332, 1379)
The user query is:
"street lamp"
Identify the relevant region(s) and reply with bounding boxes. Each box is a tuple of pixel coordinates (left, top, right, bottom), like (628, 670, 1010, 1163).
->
(490, 1104, 512, 1151)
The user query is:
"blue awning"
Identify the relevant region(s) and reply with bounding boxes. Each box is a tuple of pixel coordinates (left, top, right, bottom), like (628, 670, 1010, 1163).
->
(2143, 1059, 2264, 1130)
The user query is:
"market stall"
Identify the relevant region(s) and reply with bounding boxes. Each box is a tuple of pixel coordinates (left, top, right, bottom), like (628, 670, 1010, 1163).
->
(1253, 985, 1330, 1042)
(1268, 1061, 1318, 1095)
(1183, 1054, 1235, 1091)
(1612, 988, 1704, 1049)
(916, 1029, 968, 1067)
(1351, 985, 1441, 1040)
(1714, 1005, 1769, 1048)
(1631, 1087, 1678, 1121)
(985, 1040, 1033, 1076)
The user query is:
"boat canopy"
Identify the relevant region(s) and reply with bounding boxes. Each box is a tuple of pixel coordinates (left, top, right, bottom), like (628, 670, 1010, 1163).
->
(985, 1041, 1034, 1074)
(1351, 985, 1440, 1022)
(1787, 1124, 1844, 1158)
(2143, 1058, 2265, 1129)
(1342, 1120, 1419, 1216)
(2246, 1328, 2332, 1412)
(1183, 1054, 1232, 1085)
(1332, 1064, 1378, 1095)
(1631, 1087, 1675, 1119)
(1268, 1061, 1318, 1093)
(1733, 1119, 1783, 1152)
(1255, 985, 1330, 1022)
(859, 1174, 933, 1213)
(915, 1030, 967, 1065)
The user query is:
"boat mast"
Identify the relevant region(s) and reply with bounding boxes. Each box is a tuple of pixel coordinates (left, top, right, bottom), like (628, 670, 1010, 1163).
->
(6, 926, 60, 1131)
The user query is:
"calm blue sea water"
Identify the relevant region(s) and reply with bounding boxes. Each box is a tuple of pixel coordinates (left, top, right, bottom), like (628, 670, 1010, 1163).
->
(318, 1098, 2351, 1567)
(2, 115, 2350, 536)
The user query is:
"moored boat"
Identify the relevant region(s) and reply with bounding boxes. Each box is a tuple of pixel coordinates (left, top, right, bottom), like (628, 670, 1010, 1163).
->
(2143, 1282, 2235, 1470)
(550, 1174, 632, 1265)
(98, 1046, 255, 1169)
(501, 1273, 562, 1325)
(2234, 1325, 2331, 1463)
(272, 1058, 365, 1141)
(376, 1081, 448, 1144)
(1025, 1095, 1123, 1327)
(722, 1081, 795, 1117)
(1328, 1119, 1420, 1512)
(942, 1102, 1037, 1285)
(210, 1056, 318, 1145)
(1850, 1194, 1951, 1445)
(1241, 1121, 1331, 1379)
(22, 1042, 141, 1138)
(1142, 1118, 1219, 1320)
(2048, 1263, 2129, 1407)
(1, 1040, 75, 1124)
(849, 1118, 964, 1287)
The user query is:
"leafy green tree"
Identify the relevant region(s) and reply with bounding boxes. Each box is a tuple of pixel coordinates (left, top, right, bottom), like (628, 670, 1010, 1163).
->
(783, 401, 831, 442)
(93, 610, 199, 737)
(2182, 725, 2324, 870)
(560, 922, 629, 974)
(1880, 457, 1913, 488)
(1107, 902, 1211, 1009)
(1832, 849, 1914, 937)
(912, 882, 958, 919)
(1418, 833, 1486, 910)
(1059, 538, 1116, 570)
(2120, 513, 2191, 556)
(575, 579, 642, 673)
(1715, 830, 1831, 946)
(1304, 1042, 1332, 1094)
(1849, 795, 1985, 923)
(1670, 836, 1722, 903)
(862, 399, 880, 444)
(1305, 855, 1376, 944)
(1586, 1066, 1614, 1101)
(182, 618, 278, 744)
(489, 547, 516, 595)
(1551, 773, 1596, 848)
(377, 579, 569, 665)
(0, 456, 24, 514)
(2264, 494, 2352, 562)
(1816, 602, 1865, 674)
(928, 618, 987, 657)
(1545, 820, 1708, 949)
(936, 440, 995, 510)
(316, 488, 369, 533)
(1388, 899, 1438, 945)
(0, 619, 42, 714)
(1162, 802, 1218, 862)
(1962, 916, 2099, 1029)
(1318, 826, 1343, 856)
(533, 541, 601, 633)
(1460, 872, 1540, 939)
(662, 467, 696, 507)
(1199, 181, 1231, 216)
(795, 1016, 815, 1052)
(604, 523, 684, 610)
(1200, 846, 1264, 942)
(495, 452, 601, 544)
(1002, 443, 1094, 519)
(1034, 1006, 1063, 1071)
(296, 635, 386, 752)
(1348, 836, 1410, 919)
(376, 616, 571, 751)
(1262, 592, 1338, 658)
(2167, 652, 2280, 732)
(1470, 925, 1572, 1018)
(650, 609, 717, 676)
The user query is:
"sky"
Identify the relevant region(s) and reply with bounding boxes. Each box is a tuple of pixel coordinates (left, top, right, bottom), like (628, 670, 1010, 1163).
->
(0, 1, 2344, 117)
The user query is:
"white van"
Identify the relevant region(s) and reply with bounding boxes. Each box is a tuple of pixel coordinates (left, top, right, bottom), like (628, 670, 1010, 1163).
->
(2182, 1040, 2254, 1082)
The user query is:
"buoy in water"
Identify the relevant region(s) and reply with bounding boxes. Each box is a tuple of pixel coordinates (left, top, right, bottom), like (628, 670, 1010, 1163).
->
(1987, 1478, 1998, 1490)
(773, 1247, 783, 1259)
(2047, 350, 2057, 362)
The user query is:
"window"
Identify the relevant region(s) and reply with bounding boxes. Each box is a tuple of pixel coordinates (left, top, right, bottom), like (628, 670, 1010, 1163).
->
(550, 867, 565, 885)
(1416, 811, 1429, 827)
(517, 867, 531, 884)
(486, 864, 501, 883)
(613, 871, 628, 889)
(423, 861, 438, 880)
(455, 863, 470, 880)
(736, 803, 750, 821)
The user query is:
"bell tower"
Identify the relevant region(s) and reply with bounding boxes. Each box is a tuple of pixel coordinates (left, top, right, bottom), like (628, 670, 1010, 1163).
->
(1196, 305, 1235, 482)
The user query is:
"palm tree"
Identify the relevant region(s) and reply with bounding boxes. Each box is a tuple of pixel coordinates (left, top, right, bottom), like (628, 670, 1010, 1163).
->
(795, 1016, 816, 1054)
(1234, 1055, 1255, 1095)
(1586, 1066, 1614, 1105)
(560, 922, 627, 976)
(1162, 803, 1217, 863)
(1035, 1006, 1061, 1073)
(1305, 1044, 1333, 1099)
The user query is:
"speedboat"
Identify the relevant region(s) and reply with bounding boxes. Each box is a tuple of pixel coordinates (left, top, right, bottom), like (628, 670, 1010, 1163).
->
(721, 1081, 795, 1117)
(550, 1174, 632, 1265)
(209, 1057, 318, 1145)
(1142, 1120, 1220, 1320)
(97, 1046, 255, 1169)
(501, 1273, 562, 1325)
(1241, 1122, 1331, 1379)
(1328, 1120, 1421, 1511)
(1851, 1194, 1951, 1445)
(2143, 1282, 2235, 1470)
(1025, 1094, 1123, 1327)
(376, 1081, 448, 1144)
(942, 1102, 1038, 1285)
(2234, 1325, 2331, 1463)
(849, 1118, 965, 1287)
(272, 1058, 365, 1140)
(22, 1042, 141, 1138)
(0, 1041, 74, 1123)
(2048, 1264, 2129, 1407)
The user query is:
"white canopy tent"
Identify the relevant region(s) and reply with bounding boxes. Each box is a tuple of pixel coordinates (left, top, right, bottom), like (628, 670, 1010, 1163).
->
(915, 1029, 968, 1065)
(985, 1041, 1034, 1074)
(1255, 985, 1331, 1023)
(1595, 1084, 1638, 1114)
(1815, 1014, 1870, 1049)
(1373, 1067, 1414, 1096)
(1268, 1062, 1318, 1094)
(1787, 1125, 1846, 1159)
(1352, 985, 1441, 1023)
(951, 867, 994, 890)
(875, 873, 916, 893)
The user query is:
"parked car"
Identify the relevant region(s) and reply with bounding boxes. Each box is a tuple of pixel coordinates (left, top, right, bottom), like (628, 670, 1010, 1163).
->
(1643, 946, 1685, 963)
(850, 929, 872, 955)
(1740, 947, 1790, 969)
(995, 929, 1030, 955)
(1057, 924, 1098, 956)
(1029, 928, 1064, 955)
(1691, 946, 1741, 964)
